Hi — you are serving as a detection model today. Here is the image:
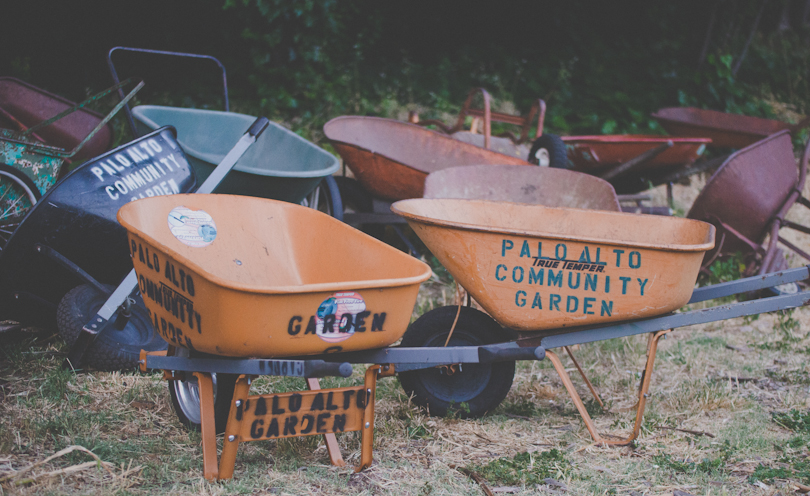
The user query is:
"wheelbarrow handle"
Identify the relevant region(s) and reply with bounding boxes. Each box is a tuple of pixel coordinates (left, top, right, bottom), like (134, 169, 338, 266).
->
(107, 46, 230, 138)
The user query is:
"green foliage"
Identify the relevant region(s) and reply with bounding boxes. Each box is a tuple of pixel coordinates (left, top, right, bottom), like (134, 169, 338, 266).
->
(469, 450, 570, 487)
(772, 409, 810, 433)
(653, 441, 733, 476)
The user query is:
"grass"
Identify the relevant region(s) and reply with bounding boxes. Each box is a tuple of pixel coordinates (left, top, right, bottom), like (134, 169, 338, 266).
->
(3, 182, 810, 494)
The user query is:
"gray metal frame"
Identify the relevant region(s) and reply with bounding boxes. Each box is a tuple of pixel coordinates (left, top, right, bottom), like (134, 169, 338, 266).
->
(142, 266, 810, 377)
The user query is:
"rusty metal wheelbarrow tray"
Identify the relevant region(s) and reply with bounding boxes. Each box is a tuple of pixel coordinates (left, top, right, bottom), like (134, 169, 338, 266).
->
(563, 135, 710, 172)
(0, 77, 115, 164)
(392, 198, 714, 332)
(423, 164, 621, 211)
(118, 194, 431, 358)
(688, 130, 810, 275)
(323, 116, 530, 202)
(652, 107, 810, 149)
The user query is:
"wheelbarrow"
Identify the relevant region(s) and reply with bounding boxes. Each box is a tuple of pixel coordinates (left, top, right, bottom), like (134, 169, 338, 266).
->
(118, 193, 431, 479)
(688, 130, 810, 283)
(132, 194, 810, 480)
(0, 77, 115, 164)
(323, 115, 531, 252)
(652, 106, 810, 150)
(53, 117, 271, 371)
(108, 47, 340, 211)
(412, 88, 692, 210)
(0, 125, 198, 364)
(0, 79, 143, 251)
(423, 164, 622, 211)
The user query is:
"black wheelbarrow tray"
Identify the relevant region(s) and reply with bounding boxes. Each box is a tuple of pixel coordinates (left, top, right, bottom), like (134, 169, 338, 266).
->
(0, 126, 197, 368)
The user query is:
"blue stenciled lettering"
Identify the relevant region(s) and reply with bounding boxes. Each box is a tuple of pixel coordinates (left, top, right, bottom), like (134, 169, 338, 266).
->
(529, 267, 544, 285)
(638, 278, 649, 296)
(549, 294, 561, 311)
(583, 297, 595, 315)
(495, 264, 507, 281)
(629, 251, 641, 269)
(512, 266, 524, 283)
(501, 240, 513, 257)
(620, 276, 631, 295)
(601, 301, 613, 316)
(613, 249, 624, 267)
(555, 243, 567, 260)
(584, 274, 597, 292)
(568, 272, 580, 289)
(548, 270, 562, 287)
(515, 290, 527, 307)
(531, 293, 542, 309)
(566, 296, 578, 313)
(520, 240, 531, 258)
(578, 246, 592, 263)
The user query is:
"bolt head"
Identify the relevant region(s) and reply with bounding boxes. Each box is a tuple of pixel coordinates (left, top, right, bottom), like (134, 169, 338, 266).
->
(365, 422, 370, 429)
(235, 400, 242, 407)
(228, 435, 236, 442)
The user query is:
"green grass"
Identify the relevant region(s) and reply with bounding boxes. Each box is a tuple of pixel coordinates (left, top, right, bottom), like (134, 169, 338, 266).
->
(468, 450, 570, 487)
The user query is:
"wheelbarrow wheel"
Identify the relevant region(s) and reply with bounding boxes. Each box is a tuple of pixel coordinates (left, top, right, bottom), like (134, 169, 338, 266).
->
(528, 134, 570, 169)
(301, 176, 343, 221)
(398, 306, 516, 418)
(0, 163, 41, 250)
(56, 284, 167, 371)
(168, 347, 238, 434)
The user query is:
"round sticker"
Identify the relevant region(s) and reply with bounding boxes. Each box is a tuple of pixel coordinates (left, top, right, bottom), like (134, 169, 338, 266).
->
(315, 291, 366, 343)
(168, 206, 218, 248)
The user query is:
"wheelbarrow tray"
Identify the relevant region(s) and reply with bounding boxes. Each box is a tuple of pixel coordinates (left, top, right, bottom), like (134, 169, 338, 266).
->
(423, 164, 621, 211)
(562, 135, 710, 172)
(0, 126, 196, 327)
(688, 130, 798, 259)
(117, 194, 432, 357)
(652, 107, 800, 149)
(132, 106, 339, 203)
(323, 116, 530, 201)
(392, 199, 714, 333)
(0, 77, 113, 163)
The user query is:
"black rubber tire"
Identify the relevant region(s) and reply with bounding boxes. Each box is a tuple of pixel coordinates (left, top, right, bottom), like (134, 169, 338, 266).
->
(301, 176, 344, 221)
(56, 284, 167, 371)
(0, 162, 41, 250)
(168, 347, 238, 434)
(398, 306, 516, 418)
(528, 134, 571, 169)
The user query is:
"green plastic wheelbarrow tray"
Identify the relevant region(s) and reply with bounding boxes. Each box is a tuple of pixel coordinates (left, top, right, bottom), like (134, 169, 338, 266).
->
(132, 106, 338, 203)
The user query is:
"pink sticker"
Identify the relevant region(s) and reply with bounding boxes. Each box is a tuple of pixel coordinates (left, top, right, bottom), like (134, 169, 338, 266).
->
(315, 291, 366, 343)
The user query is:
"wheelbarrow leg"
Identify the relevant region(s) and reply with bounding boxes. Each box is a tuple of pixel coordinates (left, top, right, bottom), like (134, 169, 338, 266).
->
(563, 346, 603, 409)
(547, 330, 670, 446)
(306, 378, 346, 468)
(218, 375, 252, 480)
(193, 372, 220, 481)
(357, 364, 395, 472)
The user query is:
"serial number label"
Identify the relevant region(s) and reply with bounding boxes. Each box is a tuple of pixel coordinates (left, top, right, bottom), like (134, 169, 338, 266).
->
(238, 387, 368, 441)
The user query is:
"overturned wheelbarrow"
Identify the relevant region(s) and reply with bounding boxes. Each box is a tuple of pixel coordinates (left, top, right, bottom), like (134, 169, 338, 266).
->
(0, 126, 197, 369)
(688, 130, 810, 281)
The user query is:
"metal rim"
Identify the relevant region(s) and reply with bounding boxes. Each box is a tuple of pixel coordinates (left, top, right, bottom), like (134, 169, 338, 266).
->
(0, 166, 39, 250)
(534, 148, 551, 167)
(417, 330, 492, 403)
(171, 347, 216, 426)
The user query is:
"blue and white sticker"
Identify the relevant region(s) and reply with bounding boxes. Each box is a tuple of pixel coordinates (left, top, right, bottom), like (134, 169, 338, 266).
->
(168, 206, 217, 248)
